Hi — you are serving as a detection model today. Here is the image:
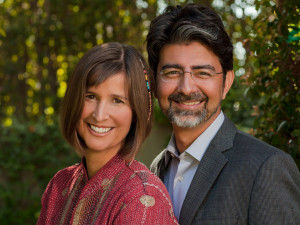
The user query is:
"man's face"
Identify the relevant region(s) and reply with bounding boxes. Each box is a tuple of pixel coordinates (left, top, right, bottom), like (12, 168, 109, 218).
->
(156, 41, 233, 129)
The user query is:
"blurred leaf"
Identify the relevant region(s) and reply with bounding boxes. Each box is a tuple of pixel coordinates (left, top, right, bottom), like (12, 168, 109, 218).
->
(291, 129, 300, 137)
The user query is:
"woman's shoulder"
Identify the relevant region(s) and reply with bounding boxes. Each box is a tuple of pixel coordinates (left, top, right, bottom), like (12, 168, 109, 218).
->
(112, 160, 178, 224)
(39, 162, 83, 207)
(122, 160, 171, 201)
(128, 160, 165, 185)
(49, 162, 83, 184)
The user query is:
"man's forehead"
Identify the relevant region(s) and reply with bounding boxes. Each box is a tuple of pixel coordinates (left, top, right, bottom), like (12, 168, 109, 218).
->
(157, 42, 220, 69)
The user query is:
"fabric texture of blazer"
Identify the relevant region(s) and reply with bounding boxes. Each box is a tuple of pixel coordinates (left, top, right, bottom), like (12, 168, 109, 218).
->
(150, 115, 300, 225)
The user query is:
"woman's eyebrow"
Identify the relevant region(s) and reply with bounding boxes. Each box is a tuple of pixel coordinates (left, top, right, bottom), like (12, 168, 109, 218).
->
(86, 90, 96, 94)
(111, 94, 128, 101)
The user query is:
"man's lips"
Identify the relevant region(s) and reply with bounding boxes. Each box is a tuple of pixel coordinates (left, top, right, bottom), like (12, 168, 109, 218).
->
(173, 100, 205, 110)
(168, 92, 208, 109)
(176, 100, 202, 105)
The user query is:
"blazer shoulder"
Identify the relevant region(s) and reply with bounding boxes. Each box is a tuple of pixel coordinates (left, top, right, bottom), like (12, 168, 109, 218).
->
(233, 129, 293, 162)
(221, 115, 289, 160)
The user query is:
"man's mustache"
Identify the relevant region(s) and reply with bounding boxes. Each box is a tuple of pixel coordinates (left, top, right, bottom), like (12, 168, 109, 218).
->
(168, 92, 208, 102)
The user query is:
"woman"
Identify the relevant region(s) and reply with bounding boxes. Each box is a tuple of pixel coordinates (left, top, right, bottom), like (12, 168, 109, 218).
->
(37, 42, 178, 224)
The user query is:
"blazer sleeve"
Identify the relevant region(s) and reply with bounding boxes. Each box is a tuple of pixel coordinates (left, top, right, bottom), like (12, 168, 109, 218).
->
(249, 152, 300, 225)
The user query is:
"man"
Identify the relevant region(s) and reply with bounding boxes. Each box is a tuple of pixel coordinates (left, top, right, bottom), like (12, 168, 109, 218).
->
(146, 3, 300, 225)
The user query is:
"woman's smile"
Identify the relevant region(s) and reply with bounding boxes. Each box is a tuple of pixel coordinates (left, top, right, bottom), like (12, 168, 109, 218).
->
(89, 124, 113, 134)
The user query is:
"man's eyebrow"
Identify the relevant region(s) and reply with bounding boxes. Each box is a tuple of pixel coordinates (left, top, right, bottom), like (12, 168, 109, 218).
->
(160, 64, 183, 70)
(191, 64, 217, 72)
(161, 64, 218, 72)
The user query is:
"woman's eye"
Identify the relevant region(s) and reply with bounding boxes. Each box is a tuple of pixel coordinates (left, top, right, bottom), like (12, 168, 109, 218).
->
(85, 94, 95, 100)
(113, 98, 124, 104)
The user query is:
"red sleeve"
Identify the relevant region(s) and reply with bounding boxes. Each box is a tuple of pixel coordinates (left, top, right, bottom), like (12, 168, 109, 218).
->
(37, 176, 55, 224)
(112, 184, 178, 224)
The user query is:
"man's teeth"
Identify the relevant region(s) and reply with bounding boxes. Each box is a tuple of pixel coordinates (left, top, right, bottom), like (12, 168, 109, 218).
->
(90, 125, 112, 133)
(180, 101, 201, 105)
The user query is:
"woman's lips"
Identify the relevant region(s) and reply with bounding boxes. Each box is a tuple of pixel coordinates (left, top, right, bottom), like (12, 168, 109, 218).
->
(89, 124, 112, 134)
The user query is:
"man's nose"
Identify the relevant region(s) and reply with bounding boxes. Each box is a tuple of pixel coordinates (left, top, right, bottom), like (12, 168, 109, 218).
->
(177, 72, 199, 95)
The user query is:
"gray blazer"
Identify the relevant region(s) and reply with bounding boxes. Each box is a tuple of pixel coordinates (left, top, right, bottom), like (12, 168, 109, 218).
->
(150, 115, 300, 225)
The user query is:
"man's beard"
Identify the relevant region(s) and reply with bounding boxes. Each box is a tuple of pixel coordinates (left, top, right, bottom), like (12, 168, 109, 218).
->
(163, 92, 220, 128)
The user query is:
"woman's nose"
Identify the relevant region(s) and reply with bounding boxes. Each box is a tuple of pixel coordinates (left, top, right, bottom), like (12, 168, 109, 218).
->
(92, 102, 109, 121)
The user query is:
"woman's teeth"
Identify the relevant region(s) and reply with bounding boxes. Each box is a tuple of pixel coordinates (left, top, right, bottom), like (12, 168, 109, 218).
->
(90, 125, 112, 134)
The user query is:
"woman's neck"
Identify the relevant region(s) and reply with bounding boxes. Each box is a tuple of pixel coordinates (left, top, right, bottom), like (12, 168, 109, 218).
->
(84, 149, 119, 179)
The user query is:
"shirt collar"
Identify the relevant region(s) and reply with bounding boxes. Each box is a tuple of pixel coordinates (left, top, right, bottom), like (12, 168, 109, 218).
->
(164, 134, 178, 165)
(164, 111, 225, 165)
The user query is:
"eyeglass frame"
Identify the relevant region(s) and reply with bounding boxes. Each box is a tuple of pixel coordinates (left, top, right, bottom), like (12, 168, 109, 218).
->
(158, 65, 224, 83)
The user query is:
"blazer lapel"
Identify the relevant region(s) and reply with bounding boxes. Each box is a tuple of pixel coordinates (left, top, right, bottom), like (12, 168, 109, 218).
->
(157, 155, 166, 181)
(151, 149, 168, 181)
(179, 115, 237, 225)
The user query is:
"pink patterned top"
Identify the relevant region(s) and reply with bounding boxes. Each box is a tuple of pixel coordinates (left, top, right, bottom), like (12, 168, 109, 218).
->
(37, 155, 178, 225)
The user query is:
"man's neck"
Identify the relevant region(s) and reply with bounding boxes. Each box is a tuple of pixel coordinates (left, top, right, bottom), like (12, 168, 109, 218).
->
(173, 111, 221, 154)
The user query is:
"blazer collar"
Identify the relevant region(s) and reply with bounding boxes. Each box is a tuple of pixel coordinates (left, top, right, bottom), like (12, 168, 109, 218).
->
(179, 115, 237, 224)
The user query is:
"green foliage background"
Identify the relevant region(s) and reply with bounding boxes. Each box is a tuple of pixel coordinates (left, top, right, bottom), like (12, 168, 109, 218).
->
(0, 0, 299, 223)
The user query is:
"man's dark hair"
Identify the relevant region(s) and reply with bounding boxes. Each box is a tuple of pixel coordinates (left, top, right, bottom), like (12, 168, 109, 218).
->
(146, 3, 233, 80)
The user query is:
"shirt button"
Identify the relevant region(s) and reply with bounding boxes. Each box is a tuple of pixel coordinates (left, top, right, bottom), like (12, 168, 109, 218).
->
(183, 152, 189, 158)
(178, 176, 184, 182)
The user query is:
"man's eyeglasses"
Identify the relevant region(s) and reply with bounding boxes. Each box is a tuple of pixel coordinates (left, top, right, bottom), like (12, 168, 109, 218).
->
(159, 68, 223, 83)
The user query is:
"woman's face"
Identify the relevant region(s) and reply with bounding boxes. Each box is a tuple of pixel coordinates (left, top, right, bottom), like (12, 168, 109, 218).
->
(77, 72, 132, 158)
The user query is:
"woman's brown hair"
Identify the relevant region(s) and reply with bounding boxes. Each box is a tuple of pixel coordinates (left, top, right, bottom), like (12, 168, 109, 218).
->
(60, 42, 154, 161)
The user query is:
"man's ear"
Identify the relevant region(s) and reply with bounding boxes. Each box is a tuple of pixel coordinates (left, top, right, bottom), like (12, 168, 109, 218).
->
(222, 70, 234, 100)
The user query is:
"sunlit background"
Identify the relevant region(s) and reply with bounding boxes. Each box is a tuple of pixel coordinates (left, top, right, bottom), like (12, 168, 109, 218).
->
(0, 0, 299, 223)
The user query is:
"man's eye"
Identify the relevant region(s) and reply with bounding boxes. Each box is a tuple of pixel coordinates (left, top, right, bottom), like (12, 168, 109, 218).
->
(164, 70, 181, 76)
(168, 70, 180, 74)
(193, 70, 212, 77)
